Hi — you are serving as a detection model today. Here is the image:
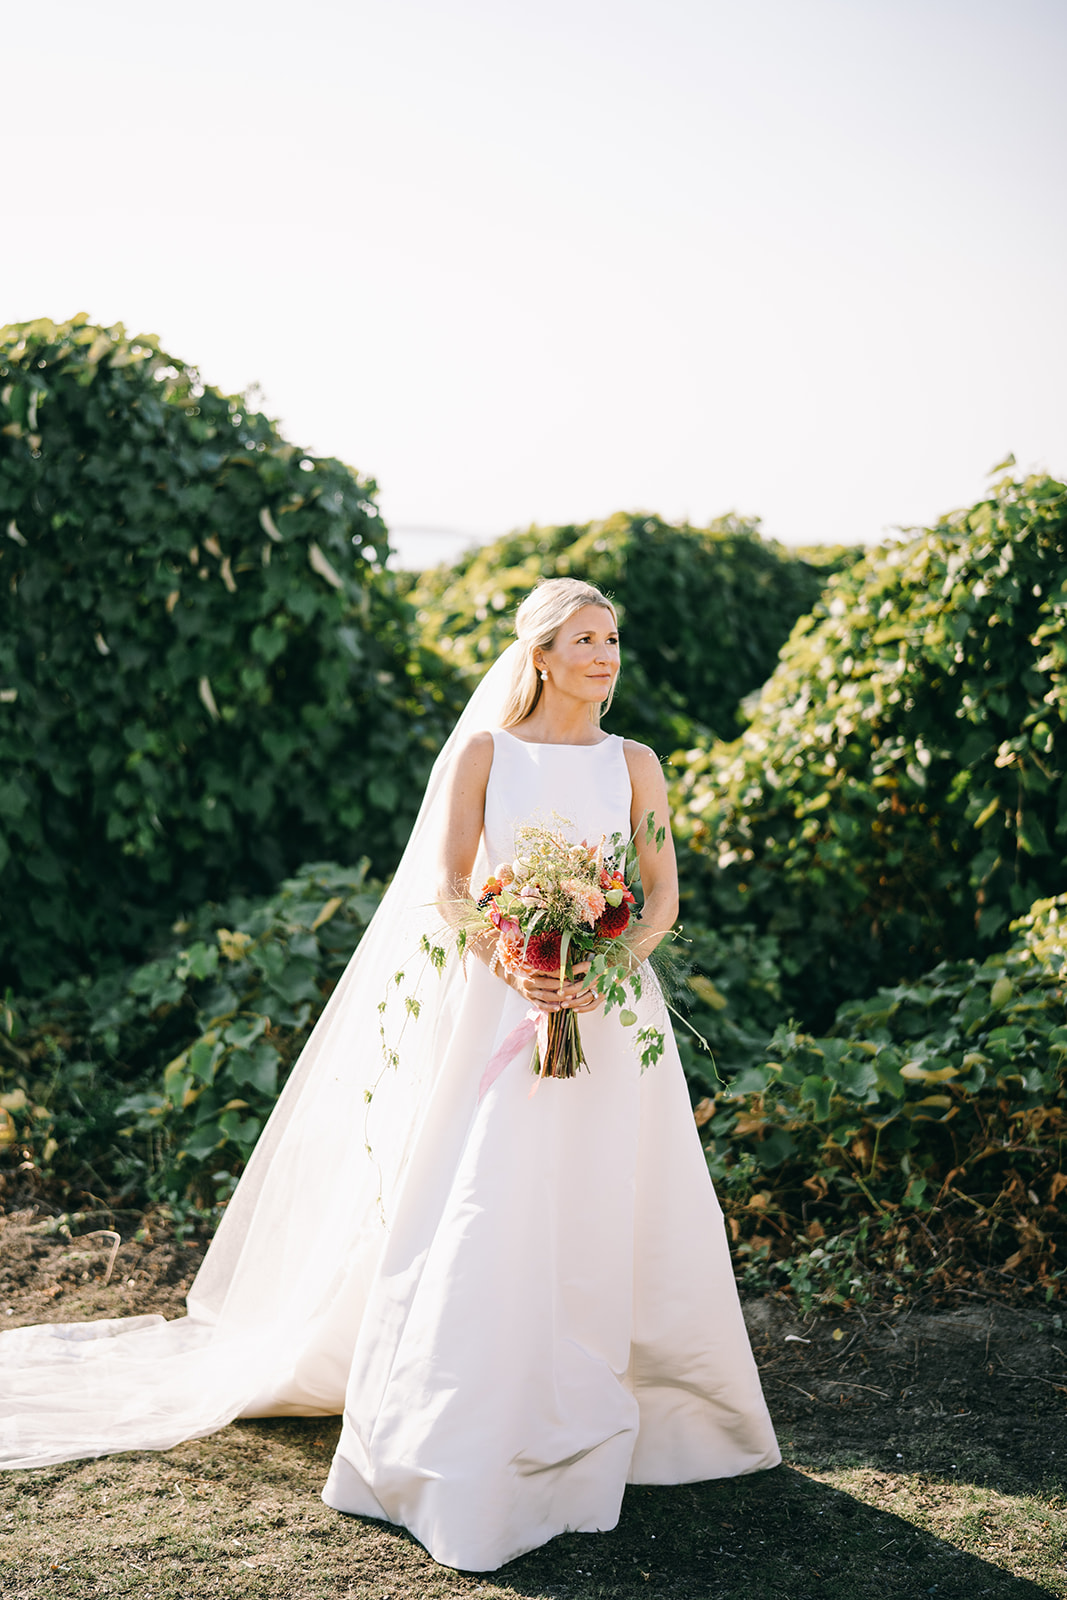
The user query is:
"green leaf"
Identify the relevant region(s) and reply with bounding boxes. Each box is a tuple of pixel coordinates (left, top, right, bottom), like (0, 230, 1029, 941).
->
(225, 1042, 279, 1096)
(181, 942, 219, 982)
(179, 1127, 225, 1161)
(754, 1127, 795, 1168)
(188, 1037, 224, 1083)
(222, 1015, 268, 1050)
(800, 1074, 833, 1122)
(1016, 811, 1051, 857)
(727, 1065, 772, 1097)
(216, 1109, 262, 1147)
(990, 975, 1013, 1009)
(0, 781, 29, 822)
(265, 958, 320, 1006)
(973, 796, 1000, 829)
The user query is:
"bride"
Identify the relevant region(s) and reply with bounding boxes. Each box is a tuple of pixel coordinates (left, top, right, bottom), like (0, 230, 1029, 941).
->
(1, 577, 779, 1572)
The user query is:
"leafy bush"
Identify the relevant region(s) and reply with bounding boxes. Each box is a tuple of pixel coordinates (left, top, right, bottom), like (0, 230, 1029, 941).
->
(672, 921, 790, 1084)
(0, 317, 459, 990)
(700, 894, 1067, 1305)
(0, 861, 383, 1221)
(673, 470, 1067, 1024)
(413, 512, 857, 750)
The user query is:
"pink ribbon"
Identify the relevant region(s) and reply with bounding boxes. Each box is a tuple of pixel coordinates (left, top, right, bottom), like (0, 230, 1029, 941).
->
(478, 1008, 548, 1100)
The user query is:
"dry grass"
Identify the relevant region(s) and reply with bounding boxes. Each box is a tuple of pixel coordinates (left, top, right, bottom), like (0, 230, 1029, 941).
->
(2, 1218, 1064, 1598)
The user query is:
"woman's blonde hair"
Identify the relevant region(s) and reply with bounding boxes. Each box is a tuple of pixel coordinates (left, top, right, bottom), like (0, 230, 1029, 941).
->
(499, 578, 619, 729)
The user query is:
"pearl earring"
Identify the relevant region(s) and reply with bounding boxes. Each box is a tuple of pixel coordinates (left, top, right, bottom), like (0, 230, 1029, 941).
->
(540, 670, 548, 681)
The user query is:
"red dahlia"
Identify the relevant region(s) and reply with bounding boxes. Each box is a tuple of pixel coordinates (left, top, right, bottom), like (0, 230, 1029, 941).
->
(524, 931, 563, 971)
(595, 902, 631, 938)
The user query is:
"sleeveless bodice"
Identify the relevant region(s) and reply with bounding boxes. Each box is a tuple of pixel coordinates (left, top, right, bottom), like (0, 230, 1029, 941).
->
(483, 730, 632, 872)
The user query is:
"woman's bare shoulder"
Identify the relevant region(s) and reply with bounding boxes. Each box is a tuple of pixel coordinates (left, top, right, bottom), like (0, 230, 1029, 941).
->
(451, 729, 496, 775)
(621, 738, 663, 771)
(458, 728, 495, 751)
(622, 739, 668, 800)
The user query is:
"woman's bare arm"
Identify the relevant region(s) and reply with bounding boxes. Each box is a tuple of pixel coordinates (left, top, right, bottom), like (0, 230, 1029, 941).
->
(624, 741, 679, 964)
(436, 732, 495, 908)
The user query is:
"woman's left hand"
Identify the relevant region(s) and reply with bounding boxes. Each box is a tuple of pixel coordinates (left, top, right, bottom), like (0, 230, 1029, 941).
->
(565, 961, 605, 1013)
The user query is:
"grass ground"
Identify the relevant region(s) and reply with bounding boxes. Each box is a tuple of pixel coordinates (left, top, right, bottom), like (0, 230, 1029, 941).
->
(1, 1218, 1064, 1598)
(3, 1430, 1062, 1599)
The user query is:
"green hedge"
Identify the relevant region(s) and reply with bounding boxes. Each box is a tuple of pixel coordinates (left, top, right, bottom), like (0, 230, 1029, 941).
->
(0, 861, 383, 1219)
(702, 894, 1067, 1306)
(5, 882, 1061, 1303)
(671, 921, 790, 1084)
(0, 317, 460, 990)
(673, 470, 1067, 1025)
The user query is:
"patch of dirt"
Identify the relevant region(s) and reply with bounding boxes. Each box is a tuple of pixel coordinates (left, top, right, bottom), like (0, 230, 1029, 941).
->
(742, 1296, 1065, 1498)
(2, 1209, 1064, 1499)
(0, 1210, 204, 1327)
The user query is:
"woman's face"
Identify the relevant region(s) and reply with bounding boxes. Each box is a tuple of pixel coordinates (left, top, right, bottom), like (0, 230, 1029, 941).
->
(535, 604, 620, 706)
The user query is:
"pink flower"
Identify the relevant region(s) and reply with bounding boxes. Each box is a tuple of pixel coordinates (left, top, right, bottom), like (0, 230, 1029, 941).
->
(495, 919, 527, 973)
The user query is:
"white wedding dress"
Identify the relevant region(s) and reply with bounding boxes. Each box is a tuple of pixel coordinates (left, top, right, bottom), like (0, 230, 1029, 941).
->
(0, 704, 778, 1571)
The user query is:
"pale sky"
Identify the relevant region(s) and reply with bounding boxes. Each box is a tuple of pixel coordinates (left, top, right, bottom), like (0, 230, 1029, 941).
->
(5, 0, 1065, 565)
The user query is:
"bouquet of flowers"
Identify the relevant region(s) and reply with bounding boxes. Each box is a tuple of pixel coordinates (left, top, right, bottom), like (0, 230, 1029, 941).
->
(469, 816, 664, 1084)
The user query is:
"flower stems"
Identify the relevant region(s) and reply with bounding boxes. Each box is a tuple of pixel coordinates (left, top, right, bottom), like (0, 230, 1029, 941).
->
(536, 1008, 588, 1079)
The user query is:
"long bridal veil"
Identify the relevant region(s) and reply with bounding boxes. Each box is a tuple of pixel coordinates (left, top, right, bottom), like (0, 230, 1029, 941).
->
(0, 648, 522, 1470)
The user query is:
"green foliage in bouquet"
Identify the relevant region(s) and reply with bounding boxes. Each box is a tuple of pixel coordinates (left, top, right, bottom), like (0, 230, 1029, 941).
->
(0, 862, 384, 1221)
(412, 511, 858, 750)
(672, 469, 1067, 1026)
(0, 317, 459, 991)
(702, 895, 1067, 1306)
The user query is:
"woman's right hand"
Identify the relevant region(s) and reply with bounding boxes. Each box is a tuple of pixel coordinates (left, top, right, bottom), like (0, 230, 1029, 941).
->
(508, 964, 598, 1014)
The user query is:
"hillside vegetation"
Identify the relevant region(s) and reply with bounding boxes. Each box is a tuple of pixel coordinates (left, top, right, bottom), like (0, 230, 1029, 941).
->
(0, 317, 458, 990)
(1, 319, 1062, 1303)
(673, 470, 1067, 1025)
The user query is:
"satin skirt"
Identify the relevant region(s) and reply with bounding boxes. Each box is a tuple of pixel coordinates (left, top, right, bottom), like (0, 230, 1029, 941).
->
(316, 966, 780, 1571)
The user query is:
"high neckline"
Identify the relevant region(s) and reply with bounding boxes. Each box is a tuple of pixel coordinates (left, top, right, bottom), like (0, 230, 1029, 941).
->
(495, 727, 616, 750)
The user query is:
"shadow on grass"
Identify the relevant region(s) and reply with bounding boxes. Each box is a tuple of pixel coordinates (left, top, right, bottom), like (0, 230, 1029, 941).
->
(2, 1416, 1060, 1600)
(259, 1418, 1059, 1599)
